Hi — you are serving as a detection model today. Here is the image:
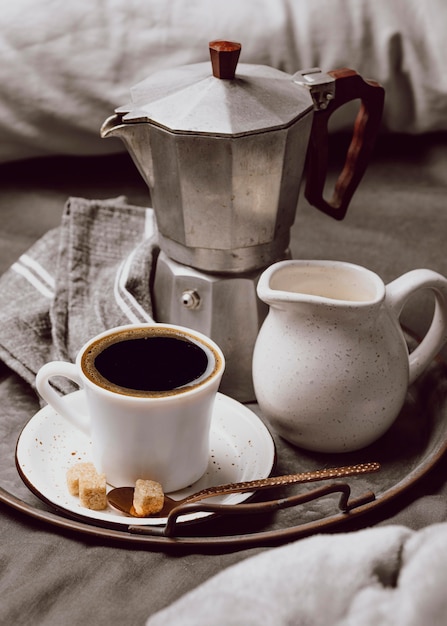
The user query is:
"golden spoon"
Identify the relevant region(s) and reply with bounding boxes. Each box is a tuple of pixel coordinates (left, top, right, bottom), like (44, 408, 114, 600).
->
(107, 461, 380, 518)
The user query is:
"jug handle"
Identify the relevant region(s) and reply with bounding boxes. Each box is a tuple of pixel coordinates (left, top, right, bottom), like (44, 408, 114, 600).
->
(385, 269, 447, 385)
(304, 68, 385, 220)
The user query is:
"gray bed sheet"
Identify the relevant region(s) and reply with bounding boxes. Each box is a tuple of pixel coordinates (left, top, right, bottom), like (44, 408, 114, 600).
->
(1, 133, 447, 625)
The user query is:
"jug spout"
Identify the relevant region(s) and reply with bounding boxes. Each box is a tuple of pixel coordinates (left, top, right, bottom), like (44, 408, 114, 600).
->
(257, 259, 385, 311)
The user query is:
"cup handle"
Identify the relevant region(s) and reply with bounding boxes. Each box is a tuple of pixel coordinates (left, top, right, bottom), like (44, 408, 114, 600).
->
(385, 269, 447, 385)
(35, 361, 90, 436)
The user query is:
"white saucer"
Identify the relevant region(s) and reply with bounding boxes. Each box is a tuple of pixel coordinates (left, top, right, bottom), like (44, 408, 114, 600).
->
(16, 391, 275, 527)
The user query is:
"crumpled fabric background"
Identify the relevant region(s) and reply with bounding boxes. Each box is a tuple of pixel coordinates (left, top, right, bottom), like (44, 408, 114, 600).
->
(0, 0, 446, 163)
(1, 1, 447, 614)
(146, 523, 447, 626)
(1, 134, 447, 624)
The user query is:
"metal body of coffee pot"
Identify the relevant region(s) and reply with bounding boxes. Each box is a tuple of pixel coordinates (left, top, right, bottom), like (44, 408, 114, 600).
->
(101, 41, 384, 401)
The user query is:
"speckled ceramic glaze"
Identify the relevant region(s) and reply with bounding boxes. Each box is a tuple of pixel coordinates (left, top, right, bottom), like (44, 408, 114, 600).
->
(253, 260, 447, 453)
(36, 324, 225, 492)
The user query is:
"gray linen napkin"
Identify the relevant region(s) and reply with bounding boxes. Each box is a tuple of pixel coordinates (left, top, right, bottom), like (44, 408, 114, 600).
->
(0, 196, 158, 390)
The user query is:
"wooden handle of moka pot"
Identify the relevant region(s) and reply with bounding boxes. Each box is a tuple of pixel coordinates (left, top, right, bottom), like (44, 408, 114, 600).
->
(305, 68, 385, 220)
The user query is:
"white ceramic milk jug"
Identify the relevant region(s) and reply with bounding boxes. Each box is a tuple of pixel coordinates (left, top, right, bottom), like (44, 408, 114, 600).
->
(252, 260, 447, 453)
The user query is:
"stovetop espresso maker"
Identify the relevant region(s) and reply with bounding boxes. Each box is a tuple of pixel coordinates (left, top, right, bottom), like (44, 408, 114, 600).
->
(101, 41, 384, 401)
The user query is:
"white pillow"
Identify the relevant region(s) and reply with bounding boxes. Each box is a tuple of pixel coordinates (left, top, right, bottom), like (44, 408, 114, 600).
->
(0, 0, 445, 162)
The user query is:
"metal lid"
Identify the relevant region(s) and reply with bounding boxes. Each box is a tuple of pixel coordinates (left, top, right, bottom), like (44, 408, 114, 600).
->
(115, 41, 313, 136)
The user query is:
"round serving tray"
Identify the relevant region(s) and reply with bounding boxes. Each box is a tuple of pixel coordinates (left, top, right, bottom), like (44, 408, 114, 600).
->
(2, 353, 447, 551)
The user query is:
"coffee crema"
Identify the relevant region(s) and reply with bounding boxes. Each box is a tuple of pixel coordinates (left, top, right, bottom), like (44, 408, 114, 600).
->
(81, 327, 220, 397)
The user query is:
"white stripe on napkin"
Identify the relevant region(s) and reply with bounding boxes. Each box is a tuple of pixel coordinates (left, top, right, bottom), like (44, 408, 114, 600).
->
(11, 255, 55, 299)
(144, 208, 156, 239)
(20, 254, 56, 289)
(114, 250, 153, 324)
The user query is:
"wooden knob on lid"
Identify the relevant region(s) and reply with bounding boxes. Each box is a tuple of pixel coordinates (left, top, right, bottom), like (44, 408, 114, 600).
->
(209, 40, 241, 79)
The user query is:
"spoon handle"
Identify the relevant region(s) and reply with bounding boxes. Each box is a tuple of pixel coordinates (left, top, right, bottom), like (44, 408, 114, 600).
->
(183, 461, 380, 505)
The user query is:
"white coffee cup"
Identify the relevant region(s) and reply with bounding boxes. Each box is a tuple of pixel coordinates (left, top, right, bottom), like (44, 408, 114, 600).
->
(36, 324, 225, 492)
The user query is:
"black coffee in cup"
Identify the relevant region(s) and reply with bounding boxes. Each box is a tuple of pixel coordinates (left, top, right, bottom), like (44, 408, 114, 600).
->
(81, 326, 219, 397)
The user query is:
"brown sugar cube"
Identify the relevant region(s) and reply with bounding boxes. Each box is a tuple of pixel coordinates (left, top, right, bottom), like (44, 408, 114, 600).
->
(132, 479, 165, 516)
(79, 473, 107, 510)
(66, 462, 98, 496)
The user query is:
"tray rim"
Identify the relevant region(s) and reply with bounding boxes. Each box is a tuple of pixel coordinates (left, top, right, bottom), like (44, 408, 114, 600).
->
(3, 353, 447, 551)
(1, 427, 446, 550)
